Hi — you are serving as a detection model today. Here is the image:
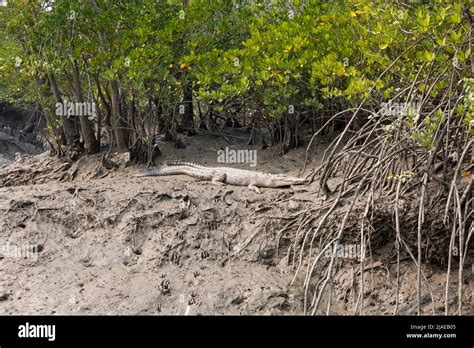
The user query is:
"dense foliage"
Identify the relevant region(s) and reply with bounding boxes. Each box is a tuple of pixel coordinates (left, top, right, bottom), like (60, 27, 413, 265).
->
(0, 0, 472, 159)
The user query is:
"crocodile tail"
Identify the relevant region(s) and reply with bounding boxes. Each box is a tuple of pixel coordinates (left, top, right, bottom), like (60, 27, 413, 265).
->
(134, 166, 163, 177)
(165, 161, 204, 168)
(135, 164, 205, 177)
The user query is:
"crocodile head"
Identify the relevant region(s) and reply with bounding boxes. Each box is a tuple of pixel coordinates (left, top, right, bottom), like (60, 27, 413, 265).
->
(265, 174, 308, 187)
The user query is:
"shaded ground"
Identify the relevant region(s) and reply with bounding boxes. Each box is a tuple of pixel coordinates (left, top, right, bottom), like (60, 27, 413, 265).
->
(0, 103, 44, 167)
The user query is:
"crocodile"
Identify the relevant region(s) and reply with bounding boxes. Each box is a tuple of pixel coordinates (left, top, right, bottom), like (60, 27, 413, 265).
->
(135, 162, 308, 193)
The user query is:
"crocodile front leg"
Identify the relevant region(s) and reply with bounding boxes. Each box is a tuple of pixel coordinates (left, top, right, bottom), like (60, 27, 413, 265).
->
(248, 183, 261, 194)
(211, 172, 226, 186)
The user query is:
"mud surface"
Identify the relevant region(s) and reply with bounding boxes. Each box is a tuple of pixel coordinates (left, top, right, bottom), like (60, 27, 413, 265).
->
(0, 134, 472, 315)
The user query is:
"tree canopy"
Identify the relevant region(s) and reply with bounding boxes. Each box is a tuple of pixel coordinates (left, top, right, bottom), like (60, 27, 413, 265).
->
(0, 0, 472, 159)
